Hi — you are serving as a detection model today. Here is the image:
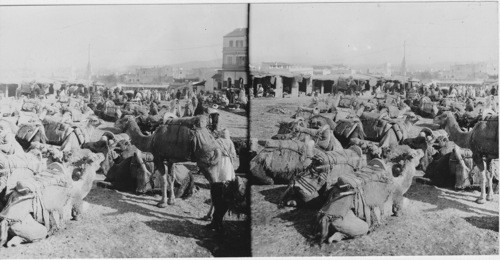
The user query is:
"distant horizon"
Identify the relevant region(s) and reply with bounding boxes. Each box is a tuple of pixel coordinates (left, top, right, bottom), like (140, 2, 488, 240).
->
(0, 4, 247, 78)
(250, 2, 498, 67)
(2, 56, 497, 80)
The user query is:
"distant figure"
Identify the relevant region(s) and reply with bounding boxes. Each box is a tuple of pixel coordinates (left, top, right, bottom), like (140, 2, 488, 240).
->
(364, 80, 370, 92)
(312, 91, 319, 104)
(257, 85, 264, 97)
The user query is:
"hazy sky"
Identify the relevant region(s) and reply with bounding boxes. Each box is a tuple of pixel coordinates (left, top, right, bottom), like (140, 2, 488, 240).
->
(250, 2, 498, 67)
(0, 4, 247, 74)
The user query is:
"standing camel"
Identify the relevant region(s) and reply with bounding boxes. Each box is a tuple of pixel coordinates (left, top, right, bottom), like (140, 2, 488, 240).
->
(434, 111, 498, 203)
(115, 115, 222, 207)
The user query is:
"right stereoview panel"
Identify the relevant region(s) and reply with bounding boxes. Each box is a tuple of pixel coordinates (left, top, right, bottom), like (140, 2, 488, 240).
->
(248, 2, 499, 256)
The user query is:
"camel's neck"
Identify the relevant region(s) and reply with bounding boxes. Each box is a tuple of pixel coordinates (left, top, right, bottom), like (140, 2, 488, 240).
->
(444, 117, 471, 148)
(125, 122, 153, 153)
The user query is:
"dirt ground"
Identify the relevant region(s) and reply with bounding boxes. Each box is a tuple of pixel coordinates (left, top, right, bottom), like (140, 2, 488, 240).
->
(250, 96, 499, 256)
(0, 107, 249, 258)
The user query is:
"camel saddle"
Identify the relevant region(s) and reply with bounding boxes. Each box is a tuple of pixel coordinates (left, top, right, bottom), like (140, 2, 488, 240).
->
(312, 146, 365, 171)
(419, 97, 434, 114)
(294, 146, 365, 202)
(43, 119, 86, 146)
(338, 96, 357, 108)
(21, 101, 39, 112)
(16, 124, 43, 143)
(334, 119, 361, 139)
(359, 112, 407, 142)
(337, 159, 392, 190)
(320, 158, 392, 226)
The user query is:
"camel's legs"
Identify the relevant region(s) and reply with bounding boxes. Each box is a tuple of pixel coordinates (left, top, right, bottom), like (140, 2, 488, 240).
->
(476, 159, 487, 204)
(167, 162, 175, 205)
(154, 158, 168, 208)
(487, 161, 494, 201)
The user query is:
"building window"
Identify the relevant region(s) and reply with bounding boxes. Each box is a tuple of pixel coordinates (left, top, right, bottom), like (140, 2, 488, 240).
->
(237, 56, 246, 65)
(229, 41, 233, 47)
(227, 56, 233, 65)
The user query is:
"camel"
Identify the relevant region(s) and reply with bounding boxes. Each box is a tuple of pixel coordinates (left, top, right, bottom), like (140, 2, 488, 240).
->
(0, 149, 104, 247)
(282, 145, 366, 207)
(273, 116, 363, 149)
(19, 115, 102, 152)
(409, 96, 439, 118)
(93, 139, 195, 197)
(318, 148, 424, 243)
(114, 115, 223, 207)
(359, 111, 420, 147)
(91, 100, 122, 122)
(135, 106, 178, 134)
(434, 111, 499, 203)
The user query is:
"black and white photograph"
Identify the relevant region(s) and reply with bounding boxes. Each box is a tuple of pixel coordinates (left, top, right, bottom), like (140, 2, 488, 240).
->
(0, 3, 250, 258)
(248, 1, 499, 257)
(0, 0, 499, 259)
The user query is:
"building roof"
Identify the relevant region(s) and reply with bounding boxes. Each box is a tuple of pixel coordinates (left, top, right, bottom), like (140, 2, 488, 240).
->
(262, 62, 291, 67)
(224, 28, 248, 37)
(251, 71, 311, 79)
(312, 65, 332, 70)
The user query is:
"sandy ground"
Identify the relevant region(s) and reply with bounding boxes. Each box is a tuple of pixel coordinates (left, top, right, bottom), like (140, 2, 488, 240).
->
(0, 107, 250, 258)
(250, 95, 499, 256)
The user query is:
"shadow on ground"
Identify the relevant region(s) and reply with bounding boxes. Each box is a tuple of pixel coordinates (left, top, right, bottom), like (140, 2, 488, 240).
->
(145, 219, 250, 257)
(464, 216, 499, 232)
(259, 185, 288, 204)
(276, 208, 318, 243)
(406, 180, 498, 215)
(87, 178, 249, 257)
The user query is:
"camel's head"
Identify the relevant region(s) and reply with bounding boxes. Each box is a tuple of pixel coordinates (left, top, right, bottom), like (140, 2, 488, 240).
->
(85, 115, 103, 128)
(81, 139, 118, 175)
(386, 147, 424, 216)
(309, 115, 327, 129)
(114, 139, 133, 154)
(403, 112, 420, 125)
(114, 115, 135, 132)
(433, 111, 454, 128)
(389, 148, 424, 178)
(67, 149, 105, 182)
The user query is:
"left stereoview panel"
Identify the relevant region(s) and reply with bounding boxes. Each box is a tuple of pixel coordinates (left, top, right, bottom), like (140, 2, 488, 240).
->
(0, 3, 250, 258)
